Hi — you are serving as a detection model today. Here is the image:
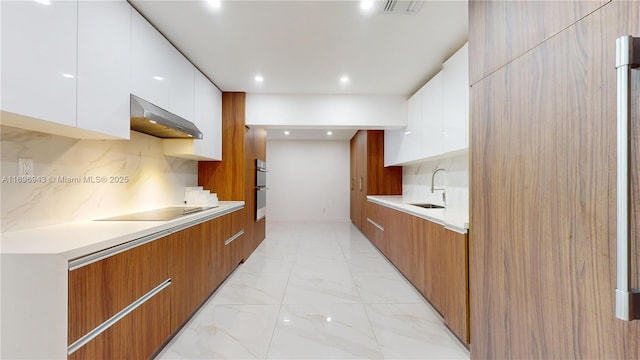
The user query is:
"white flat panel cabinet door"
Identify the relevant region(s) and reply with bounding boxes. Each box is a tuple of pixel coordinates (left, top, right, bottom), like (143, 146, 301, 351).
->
(77, 1, 131, 139)
(131, 9, 170, 109)
(1, 0, 77, 127)
(442, 43, 469, 152)
(384, 129, 403, 167)
(421, 71, 444, 158)
(193, 71, 221, 160)
(168, 49, 195, 122)
(399, 91, 423, 163)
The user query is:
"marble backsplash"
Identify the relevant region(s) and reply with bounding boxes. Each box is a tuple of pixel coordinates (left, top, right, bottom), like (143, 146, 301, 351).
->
(0, 125, 197, 233)
(402, 153, 469, 214)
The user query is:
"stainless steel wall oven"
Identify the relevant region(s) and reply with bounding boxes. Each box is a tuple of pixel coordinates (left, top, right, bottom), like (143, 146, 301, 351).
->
(256, 159, 267, 220)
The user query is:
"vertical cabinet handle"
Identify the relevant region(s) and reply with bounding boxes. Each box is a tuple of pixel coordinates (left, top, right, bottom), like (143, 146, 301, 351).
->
(615, 35, 640, 321)
(359, 176, 363, 192)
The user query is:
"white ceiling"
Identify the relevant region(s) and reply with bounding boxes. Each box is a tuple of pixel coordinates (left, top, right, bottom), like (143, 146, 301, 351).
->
(129, 0, 468, 140)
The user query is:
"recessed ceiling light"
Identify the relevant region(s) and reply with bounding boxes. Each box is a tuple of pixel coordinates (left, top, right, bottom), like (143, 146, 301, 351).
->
(153, 76, 163, 81)
(34, 0, 51, 5)
(340, 76, 350, 84)
(360, 0, 374, 11)
(255, 75, 264, 83)
(284, 130, 290, 135)
(327, 131, 333, 136)
(207, 0, 221, 9)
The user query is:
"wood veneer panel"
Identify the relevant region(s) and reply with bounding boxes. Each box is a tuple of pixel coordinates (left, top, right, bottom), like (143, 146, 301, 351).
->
(68, 238, 170, 345)
(168, 224, 210, 332)
(366, 130, 402, 195)
(68, 287, 170, 360)
(350, 136, 358, 226)
(243, 126, 267, 259)
(469, 0, 608, 85)
(365, 201, 385, 253)
(198, 92, 246, 201)
(470, 2, 640, 358)
(443, 230, 469, 344)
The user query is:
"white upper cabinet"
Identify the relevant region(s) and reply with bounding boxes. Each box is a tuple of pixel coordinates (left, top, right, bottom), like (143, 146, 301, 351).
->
(193, 71, 222, 160)
(167, 49, 195, 121)
(1, 0, 77, 127)
(383, 42, 468, 166)
(131, 9, 171, 110)
(77, 0, 131, 139)
(164, 70, 222, 160)
(441, 43, 469, 153)
(421, 71, 444, 158)
(131, 8, 195, 123)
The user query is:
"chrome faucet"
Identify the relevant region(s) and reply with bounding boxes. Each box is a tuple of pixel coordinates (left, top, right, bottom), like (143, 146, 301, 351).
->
(431, 168, 445, 193)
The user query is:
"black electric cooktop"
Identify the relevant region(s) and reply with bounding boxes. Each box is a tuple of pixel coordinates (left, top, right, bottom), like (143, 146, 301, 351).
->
(95, 206, 216, 221)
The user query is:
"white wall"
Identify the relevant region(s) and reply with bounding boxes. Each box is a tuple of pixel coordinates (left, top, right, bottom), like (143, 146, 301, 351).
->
(402, 152, 469, 214)
(266, 140, 350, 222)
(246, 94, 407, 128)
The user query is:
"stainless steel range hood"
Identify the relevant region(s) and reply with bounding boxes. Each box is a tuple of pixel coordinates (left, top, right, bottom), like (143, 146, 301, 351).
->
(130, 94, 203, 139)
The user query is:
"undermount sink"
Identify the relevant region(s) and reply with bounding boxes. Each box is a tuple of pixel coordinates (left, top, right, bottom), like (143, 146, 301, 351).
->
(409, 203, 445, 209)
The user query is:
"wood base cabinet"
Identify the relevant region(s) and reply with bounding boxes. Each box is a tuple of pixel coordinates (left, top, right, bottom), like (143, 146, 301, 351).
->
(68, 208, 244, 359)
(68, 237, 172, 360)
(364, 201, 470, 345)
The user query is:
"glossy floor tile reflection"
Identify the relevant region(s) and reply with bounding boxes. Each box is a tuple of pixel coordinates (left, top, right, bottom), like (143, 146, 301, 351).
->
(157, 221, 470, 360)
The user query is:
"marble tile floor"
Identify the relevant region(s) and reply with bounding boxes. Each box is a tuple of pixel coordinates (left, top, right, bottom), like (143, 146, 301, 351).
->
(156, 221, 470, 360)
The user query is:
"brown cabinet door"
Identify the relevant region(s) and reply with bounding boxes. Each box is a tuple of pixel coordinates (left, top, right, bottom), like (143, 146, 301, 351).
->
(169, 223, 210, 331)
(68, 288, 170, 360)
(365, 201, 386, 254)
(68, 237, 171, 358)
(470, 1, 640, 358)
(68, 238, 170, 346)
(442, 229, 469, 345)
(413, 217, 443, 313)
(350, 133, 361, 229)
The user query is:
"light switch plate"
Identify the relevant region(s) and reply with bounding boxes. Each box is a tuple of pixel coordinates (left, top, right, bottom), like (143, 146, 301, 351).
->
(18, 158, 34, 176)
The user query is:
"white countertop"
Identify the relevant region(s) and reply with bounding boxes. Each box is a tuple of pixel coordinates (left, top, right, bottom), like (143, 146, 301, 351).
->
(0, 201, 244, 260)
(367, 195, 469, 233)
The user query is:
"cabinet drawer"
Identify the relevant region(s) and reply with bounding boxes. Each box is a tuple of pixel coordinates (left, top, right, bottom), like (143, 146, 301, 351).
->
(68, 237, 170, 346)
(68, 283, 170, 360)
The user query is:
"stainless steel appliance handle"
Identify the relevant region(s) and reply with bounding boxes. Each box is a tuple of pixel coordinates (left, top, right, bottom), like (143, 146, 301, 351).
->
(615, 35, 640, 321)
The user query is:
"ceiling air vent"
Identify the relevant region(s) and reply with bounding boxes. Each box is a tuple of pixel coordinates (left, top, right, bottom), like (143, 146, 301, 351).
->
(382, 0, 423, 14)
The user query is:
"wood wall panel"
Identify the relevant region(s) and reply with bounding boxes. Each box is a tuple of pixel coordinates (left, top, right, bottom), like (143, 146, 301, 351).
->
(68, 238, 170, 345)
(470, 1, 640, 358)
(366, 131, 403, 195)
(198, 92, 246, 201)
(469, 0, 609, 85)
